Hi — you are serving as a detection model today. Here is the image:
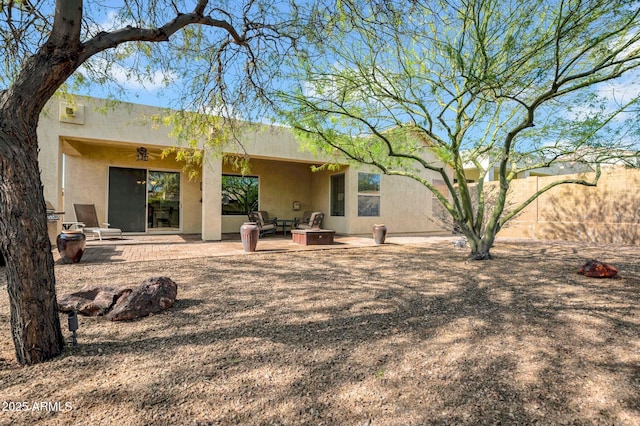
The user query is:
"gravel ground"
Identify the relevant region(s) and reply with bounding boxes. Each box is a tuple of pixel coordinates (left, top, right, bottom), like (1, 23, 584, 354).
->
(0, 239, 639, 425)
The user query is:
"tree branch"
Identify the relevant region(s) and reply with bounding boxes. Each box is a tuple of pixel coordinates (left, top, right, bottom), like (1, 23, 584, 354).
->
(80, 2, 248, 63)
(499, 166, 602, 226)
(50, 0, 82, 49)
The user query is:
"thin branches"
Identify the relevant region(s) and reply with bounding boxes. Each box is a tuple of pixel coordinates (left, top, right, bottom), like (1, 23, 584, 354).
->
(276, 0, 640, 259)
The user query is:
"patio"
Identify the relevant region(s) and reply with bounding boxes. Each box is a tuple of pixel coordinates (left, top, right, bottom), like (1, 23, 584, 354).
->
(53, 232, 455, 264)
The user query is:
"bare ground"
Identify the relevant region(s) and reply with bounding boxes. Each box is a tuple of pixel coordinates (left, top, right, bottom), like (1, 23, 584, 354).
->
(0, 239, 639, 425)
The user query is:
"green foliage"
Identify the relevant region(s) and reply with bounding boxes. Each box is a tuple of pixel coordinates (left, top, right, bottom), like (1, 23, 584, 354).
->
(0, 0, 300, 366)
(221, 174, 259, 215)
(1, 1, 298, 148)
(274, 0, 640, 259)
(148, 171, 180, 202)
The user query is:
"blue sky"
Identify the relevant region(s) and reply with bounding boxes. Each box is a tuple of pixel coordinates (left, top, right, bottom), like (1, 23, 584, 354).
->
(70, 0, 640, 144)
(73, 7, 178, 108)
(77, 81, 169, 108)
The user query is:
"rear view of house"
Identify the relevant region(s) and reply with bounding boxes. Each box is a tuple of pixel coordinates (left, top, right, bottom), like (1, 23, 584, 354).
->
(38, 96, 448, 243)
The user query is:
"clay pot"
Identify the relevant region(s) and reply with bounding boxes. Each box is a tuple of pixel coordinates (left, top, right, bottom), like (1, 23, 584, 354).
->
(240, 222, 259, 252)
(373, 224, 387, 245)
(57, 231, 87, 264)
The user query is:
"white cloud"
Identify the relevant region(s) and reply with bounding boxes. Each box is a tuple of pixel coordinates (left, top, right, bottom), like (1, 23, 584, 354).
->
(612, 31, 640, 63)
(561, 69, 640, 123)
(80, 11, 179, 92)
(91, 10, 135, 34)
(109, 62, 176, 91)
(80, 55, 178, 92)
(595, 73, 640, 106)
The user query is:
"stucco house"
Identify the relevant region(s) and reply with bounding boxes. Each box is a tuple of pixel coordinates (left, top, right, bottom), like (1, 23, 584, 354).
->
(38, 96, 448, 243)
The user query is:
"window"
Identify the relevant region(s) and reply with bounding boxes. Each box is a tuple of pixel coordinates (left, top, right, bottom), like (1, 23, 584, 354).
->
(221, 175, 259, 215)
(147, 171, 180, 229)
(330, 174, 345, 216)
(357, 172, 380, 216)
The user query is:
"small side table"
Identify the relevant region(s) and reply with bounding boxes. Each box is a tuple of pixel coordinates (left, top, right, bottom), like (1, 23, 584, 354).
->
(278, 219, 299, 235)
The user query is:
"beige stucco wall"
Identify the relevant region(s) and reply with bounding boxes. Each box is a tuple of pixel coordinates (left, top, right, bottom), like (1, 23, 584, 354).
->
(497, 168, 640, 244)
(309, 168, 337, 229)
(63, 142, 202, 233)
(225, 125, 323, 163)
(37, 96, 328, 240)
(219, 160, 448, 236)
(201, 156, 222, 240)
(340, 166, 445, 235)
(37, 95, 451, 241)
(38, 104, 73, 242)
(220, 158, 323, 233)
(38, 96, 197, 239)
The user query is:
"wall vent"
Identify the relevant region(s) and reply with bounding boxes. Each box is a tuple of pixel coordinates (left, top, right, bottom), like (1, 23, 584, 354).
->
(59, 102, 85, 124)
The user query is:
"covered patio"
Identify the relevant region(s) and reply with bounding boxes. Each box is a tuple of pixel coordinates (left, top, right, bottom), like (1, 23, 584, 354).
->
(40, 96, 447, 245)
(51, 233, 453, 265)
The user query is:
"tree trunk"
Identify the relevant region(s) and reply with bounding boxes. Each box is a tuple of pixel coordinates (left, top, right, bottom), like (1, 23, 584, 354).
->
(466, 234, 494, 260)
(468, 242, 492, 260)
(0, 116, 64, 365)
(0, 5, 87, 365)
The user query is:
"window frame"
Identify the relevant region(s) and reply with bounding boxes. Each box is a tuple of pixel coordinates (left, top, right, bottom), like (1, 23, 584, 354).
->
(357, 172, 381, 217)
(221, 174, 259, 216)
(330, 173, 346, 217)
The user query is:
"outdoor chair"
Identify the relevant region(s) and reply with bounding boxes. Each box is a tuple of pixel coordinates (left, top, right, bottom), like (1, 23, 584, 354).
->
(295, 211, 324, 230)
(297, 211, 312, 227)
(248, 210, 277, 237)
(73, 204, 123, 241)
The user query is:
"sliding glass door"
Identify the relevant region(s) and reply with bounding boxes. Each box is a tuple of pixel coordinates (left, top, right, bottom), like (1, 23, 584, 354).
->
(108, 167, 181, 232)
(147, 171, 180, 230)
(108, 167, 147, 232)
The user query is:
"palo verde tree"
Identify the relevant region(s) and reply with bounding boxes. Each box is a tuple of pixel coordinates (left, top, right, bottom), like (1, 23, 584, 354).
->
(275, 0, 640, 259)
(0, 0, 294, 365)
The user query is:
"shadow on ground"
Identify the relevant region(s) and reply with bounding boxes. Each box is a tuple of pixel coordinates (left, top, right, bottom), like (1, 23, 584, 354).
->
(1, 240, 638, 425)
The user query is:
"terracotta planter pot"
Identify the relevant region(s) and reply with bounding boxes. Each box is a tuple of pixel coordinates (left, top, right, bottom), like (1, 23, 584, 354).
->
(240, 222, 259, 252)
(373, 224, 387, 245)
(57, 230, 87, 264)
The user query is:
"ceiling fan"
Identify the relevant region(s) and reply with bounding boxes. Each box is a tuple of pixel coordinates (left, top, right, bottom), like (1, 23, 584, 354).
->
(121, 146, 163, 161)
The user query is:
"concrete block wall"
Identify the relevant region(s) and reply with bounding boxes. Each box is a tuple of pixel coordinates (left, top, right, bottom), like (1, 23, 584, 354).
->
(495, 168, 640, 245)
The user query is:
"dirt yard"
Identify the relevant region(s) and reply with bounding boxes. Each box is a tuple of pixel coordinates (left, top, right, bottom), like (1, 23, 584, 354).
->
(0, 239, 639, 425)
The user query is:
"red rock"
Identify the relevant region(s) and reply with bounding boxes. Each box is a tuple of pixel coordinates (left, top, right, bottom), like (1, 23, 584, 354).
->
(577, 260, 618, 278)
(106, 277, 177, 321)
(57, 285, 131, 316)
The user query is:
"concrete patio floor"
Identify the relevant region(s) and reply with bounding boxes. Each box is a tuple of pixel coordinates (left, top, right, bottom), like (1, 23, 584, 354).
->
(53, 232, 458, 265)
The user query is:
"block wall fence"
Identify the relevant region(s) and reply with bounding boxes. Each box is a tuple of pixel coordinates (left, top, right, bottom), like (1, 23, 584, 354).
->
(493, 168, 640, 245)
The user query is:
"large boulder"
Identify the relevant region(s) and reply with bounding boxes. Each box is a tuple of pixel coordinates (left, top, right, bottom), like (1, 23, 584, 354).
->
(106, 276, 177, 321)
(57, 285, 132, 316)
(578, 259, 618, 278)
